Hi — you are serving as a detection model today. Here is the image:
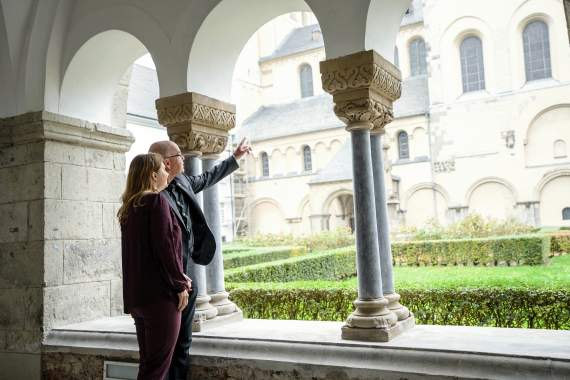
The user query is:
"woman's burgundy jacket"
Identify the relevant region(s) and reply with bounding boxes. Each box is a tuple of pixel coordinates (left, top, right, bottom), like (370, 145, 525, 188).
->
(121, 193, 187, 313)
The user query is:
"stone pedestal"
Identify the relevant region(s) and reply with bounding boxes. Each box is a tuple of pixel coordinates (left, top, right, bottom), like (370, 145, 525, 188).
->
(0, 111, 134, 377)
(320, 50, 413, 341)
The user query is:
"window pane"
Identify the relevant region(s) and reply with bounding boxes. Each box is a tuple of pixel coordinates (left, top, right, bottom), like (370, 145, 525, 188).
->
(300, 65, 313, 98)
(460, 36, 485, 93)
(563, 208, 570, 220)
(262, 153, 269, 176)
(394, 46, 399, 69)
(523, 21, 551, 82)
(398, 132, 409, 159)
(303, 146, 312, 171)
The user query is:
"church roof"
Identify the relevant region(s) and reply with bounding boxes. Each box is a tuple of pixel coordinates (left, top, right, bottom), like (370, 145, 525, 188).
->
(240, 75, 429, 142)
(401, 0, 424, 27)
(238, 93, 344, 143)
(259, 24, 324, 63)
(308, 138, 353, 184)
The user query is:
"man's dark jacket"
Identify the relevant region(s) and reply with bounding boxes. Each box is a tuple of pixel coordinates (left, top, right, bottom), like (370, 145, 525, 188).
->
(160, 156, 239, 274)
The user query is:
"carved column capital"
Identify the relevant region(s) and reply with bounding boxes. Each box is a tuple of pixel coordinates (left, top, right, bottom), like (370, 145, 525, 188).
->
(320, 50, 401, 133)
(155, 92, 236, 155)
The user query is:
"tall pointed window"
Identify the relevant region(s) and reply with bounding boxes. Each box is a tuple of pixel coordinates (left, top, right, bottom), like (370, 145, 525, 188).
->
(394, 46, 400, 69)
(261, 153, 269, 177)
(398, 132, 409, 159)
(563, 207, 570, 221)
(409, 39, 427, 76)
(460, 36, 485, 93)
(303, 146, 312, 171)
(523, 20, 552, 82)
(300, 65, 314, 98)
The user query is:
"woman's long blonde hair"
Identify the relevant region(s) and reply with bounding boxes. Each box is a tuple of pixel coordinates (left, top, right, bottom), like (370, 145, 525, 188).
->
(117, 153, 164, 224)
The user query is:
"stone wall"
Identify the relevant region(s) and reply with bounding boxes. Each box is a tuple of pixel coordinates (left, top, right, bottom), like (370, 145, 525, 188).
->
(0, 111, 133, 377)
(43, 352, 138, 380)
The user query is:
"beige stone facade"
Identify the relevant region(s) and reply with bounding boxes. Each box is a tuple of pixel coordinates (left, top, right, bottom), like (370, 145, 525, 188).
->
(234, 0, 570, 234)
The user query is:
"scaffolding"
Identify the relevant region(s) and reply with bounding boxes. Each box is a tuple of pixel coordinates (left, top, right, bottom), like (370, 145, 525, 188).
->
(227, 135, 253, 239)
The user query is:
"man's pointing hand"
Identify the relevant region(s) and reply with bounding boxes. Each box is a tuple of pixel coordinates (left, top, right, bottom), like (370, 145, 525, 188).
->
(233, 137, 252, 160)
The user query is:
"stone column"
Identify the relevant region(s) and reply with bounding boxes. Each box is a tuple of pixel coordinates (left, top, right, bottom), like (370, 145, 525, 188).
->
(382, 139, 401, 229)
(201, 154, 240, 316)
(155, 92, 242, 330)
(0, 111, 134, 378)
(320, 49, 414, 341)
(370, 132, 411, 321)
(183, 152, 217, 322)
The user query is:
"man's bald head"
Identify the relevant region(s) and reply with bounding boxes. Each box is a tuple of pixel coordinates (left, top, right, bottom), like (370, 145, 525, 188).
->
(149, 140, 177, 158)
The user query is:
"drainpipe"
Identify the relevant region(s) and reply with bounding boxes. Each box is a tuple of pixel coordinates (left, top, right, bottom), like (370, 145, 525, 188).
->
(426, 109, 438, 222)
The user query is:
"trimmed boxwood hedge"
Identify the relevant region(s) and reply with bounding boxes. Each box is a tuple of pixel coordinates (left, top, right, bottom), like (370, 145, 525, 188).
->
(223, 246, 307, 269)
(227, 280, 570, 330)
(391, 234, 550, 266)
(224, 246, 356, 283)
(550, 232, 570, 253)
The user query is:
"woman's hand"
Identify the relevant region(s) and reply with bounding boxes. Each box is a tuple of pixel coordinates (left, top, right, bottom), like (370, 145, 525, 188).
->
(183, 274, 192, 292)
(177, 290, 188, 312)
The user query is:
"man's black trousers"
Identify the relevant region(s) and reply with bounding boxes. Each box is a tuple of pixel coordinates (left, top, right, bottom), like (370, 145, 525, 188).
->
(163, 282, 198, 380)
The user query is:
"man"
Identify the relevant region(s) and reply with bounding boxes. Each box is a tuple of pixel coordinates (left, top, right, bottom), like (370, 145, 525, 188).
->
(149, 138, 252, 380)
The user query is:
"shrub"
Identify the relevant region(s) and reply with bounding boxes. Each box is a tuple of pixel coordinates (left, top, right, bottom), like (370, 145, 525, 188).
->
(223, 246, 307, 269)
(238, 226, 355, 252)
(392, 212, 534, 241)
(551, 232, 570, 253)
(227, 280, 570, 330)
(391, 234, 550, 266)
(224, 246, 356, 283)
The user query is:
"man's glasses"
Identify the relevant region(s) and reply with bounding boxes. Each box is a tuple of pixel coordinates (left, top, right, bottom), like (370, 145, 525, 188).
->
(166, 154, 183, 159)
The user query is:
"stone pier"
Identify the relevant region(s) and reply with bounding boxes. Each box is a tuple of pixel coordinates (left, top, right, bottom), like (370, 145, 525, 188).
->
(320, 50, 414, 341)
(155, 92, 242, 331)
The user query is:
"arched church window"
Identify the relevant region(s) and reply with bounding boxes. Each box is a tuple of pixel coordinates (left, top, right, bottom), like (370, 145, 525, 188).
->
(394, 46, 399, 69)
(523, 20, 552, 82)
(460, 36, 485, 93)
(554, 140, 567, 158)
(409, 39, 427, 76)
(300, 65, 314, 98)
(261, 153, 269, 177)
(398, 132, 409, 159)
(303, 146, 312, 171)
(563, 207, 570, 220)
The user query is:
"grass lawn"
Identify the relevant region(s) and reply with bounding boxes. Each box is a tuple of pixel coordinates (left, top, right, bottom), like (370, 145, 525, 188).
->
(346, 254, 570, 287)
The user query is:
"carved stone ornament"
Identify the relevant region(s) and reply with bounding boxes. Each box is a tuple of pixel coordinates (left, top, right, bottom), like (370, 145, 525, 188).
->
(321, 63, 401, 102)
(155, 92, 236, 155)
(320, 50, 402, 133)
(334, 98, 394, 129)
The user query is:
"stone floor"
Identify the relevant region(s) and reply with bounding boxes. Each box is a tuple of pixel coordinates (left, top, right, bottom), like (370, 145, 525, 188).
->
(44, 317, 570, 379)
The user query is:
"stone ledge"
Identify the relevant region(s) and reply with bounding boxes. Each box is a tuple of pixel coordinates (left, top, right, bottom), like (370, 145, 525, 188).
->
(193, 310, 243, 332)
(0, 111, 135, 153)
(43, 316, 570, 380)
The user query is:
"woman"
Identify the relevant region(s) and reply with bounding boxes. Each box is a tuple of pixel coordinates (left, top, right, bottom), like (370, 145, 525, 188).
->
(117, 153, 190, 380)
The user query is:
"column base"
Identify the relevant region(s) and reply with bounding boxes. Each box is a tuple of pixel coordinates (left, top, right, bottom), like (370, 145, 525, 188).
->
(209, 291, 240, 316)
(341, 315, 415, 342)
(194, 295, 218, 321)
(193, 309, 244, 332)
(385, 292, 411, 321)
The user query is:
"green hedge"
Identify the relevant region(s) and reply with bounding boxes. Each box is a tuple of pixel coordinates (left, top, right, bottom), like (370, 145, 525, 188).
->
(223, 246, 307, 269)
(227, 280, 570, 330)
(550, 233, 570, 253)
(224, 246, 356, 283)
(391, 234, 550, 266)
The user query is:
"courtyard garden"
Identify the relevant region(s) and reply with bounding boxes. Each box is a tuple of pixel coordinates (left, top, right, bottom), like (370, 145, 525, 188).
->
(224, 213, 570, 330)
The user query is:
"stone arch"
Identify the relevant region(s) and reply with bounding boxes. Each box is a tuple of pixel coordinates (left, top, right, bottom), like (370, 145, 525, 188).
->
(252, 197, 287, 234)
(323, 188, 354, 215)
(524, 105, 570, 167)
(463, 177, 519, 205)
(323, 188, 354, 231)
(465, 177, 519, 220)
(412, 126, 427, 157)
(536, 169, 570, 226)
(330, 139, 343, 157)
(0, 3, 14, 118)
(314, 142, 327, 169)
(402, 182, 453, 210)
(439, 16, 496, 100)
(56, 5, 171, 124)
(508, 0, 561, 88)
(285, 146, 298, 174)
(271, 148, 283, 175)
(533, 168, 570, 201)
(186, 0, 312, 103)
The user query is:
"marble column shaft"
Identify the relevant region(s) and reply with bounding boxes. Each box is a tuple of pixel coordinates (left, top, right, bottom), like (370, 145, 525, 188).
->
(350, 127, 383, 300)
